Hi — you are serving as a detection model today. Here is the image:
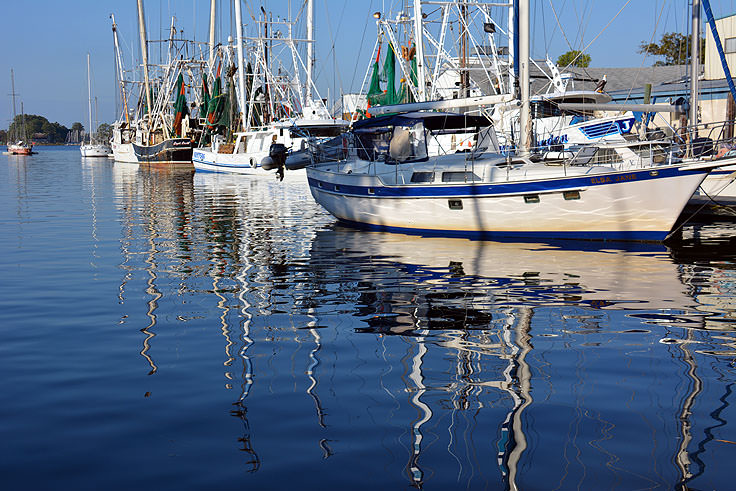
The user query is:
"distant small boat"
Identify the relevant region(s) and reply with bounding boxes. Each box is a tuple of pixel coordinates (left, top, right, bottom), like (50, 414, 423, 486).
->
(7, 69, 33, 155)
(8, 140, 32, 155)
(80, 53, 111, 158)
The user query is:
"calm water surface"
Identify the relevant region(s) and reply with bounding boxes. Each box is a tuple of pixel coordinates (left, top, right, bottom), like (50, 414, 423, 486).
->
(2, 147, 736, 490)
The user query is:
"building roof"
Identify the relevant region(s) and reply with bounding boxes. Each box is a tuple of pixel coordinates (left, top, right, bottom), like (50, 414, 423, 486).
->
(469, 61, 692, 97)
(544, 65, 692, 95)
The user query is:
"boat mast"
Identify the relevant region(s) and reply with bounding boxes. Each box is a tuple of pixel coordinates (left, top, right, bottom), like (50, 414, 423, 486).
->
(690, 0, 701, 133)
(508, 1, 516, 93)
(209, 0, 217, 69)
(459, 1, 468, 97)
(518, 0, 531, 154)
(87, 53, 93, 144)
(20, 102, 27, 141)
(234, 0, 247, 131)
(306, 0, 314, 103)
(413, 0, 426, 101)
(10, 69, 18, 123)
(137, 0, 153, 124)
(111, 14, 130, 124)
(9, 69, 18, 141)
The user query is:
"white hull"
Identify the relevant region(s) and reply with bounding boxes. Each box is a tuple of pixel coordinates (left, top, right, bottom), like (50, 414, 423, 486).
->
(81, 144, 112, 157)
(111, 141, 138, 163)
(192, 147, 306, 181)
(307, 163, 718, 241)
(192, 147, 273, 175)
(698, 164, 736, 198)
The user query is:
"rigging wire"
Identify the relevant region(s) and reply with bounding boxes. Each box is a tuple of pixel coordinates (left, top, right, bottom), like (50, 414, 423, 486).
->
(618, 0, 669, 105)
(549, 0, 632, 74)
(348, 0, 375, 96)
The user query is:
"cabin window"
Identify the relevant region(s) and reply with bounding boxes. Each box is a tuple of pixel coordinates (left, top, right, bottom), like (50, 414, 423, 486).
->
(356, 128, 392, 161)
(524, 195, 540, 204)
(563, 190, 581, 200)
(726, 37, 736, 53)
(442, 171, 480, 182)
(448, 200, 463, 210)
(388, 123, 428, 162)
(591, 148, 623, 165)
(411, 171, 435, 183)
(630, 144, 667, 164)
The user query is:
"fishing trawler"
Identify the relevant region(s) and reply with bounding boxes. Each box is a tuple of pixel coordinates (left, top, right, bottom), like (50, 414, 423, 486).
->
(109, 4, 205, 165)
(192, 0, 348, 177)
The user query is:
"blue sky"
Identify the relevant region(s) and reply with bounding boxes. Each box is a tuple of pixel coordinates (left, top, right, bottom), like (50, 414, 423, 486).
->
(1, 0, 734, 129)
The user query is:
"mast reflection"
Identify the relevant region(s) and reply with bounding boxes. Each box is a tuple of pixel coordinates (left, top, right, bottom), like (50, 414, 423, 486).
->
(113, 162, 195, 374)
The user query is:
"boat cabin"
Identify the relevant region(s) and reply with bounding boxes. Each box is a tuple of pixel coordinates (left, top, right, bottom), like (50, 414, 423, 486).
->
(351, 112, 498, 163)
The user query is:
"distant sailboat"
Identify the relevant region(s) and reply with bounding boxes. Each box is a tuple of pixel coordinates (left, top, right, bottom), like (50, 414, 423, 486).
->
(80, 53, 112, 157)
(7, 69, 33, 155)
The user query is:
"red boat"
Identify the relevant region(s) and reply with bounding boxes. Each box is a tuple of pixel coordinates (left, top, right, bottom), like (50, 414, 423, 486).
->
(7, 69, 33, 156)
(8, 141, 32, 155)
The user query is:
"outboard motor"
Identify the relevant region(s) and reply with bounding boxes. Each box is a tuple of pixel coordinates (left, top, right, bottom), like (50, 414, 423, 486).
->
(262, 143, 287, 170)
(262, 142, 288, 180)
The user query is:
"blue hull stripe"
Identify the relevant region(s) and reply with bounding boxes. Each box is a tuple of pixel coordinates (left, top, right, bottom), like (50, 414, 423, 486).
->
(335, 218, 668, 242)
(308, 165, 708, 199)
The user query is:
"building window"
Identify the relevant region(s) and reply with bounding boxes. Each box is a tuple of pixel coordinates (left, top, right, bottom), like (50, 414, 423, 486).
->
(725, 37, 736, 53)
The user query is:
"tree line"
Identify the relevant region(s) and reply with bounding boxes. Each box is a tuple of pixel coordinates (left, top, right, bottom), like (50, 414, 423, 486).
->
(4, 114, 111, 144)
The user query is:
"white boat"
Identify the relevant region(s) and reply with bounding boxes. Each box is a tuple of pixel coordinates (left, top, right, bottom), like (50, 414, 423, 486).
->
(305, 1, 733, 242)
(110, 125, 137, 163)
(192, 0, 348, 177)
(80, 53, 112, 158)
(193, 104, 347, 177)
(305, 111, 727, 242)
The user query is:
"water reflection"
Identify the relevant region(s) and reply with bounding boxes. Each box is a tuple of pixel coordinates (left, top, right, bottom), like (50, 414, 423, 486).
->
(108, 168, 736, 489)
(113, 162, 196, 374)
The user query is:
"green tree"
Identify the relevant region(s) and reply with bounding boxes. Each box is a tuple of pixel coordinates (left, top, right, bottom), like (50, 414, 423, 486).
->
(71, 122, 84, 133)
(556, 50, 591, 68)
(8, 114, 69, 143)
(96, 123, 112, 142)
(639, 32, 705, 66)
(0, 129, 7, 144)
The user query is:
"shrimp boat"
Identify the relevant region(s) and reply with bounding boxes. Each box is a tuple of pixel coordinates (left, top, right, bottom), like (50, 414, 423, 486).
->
(7, 69, 32, 156)
(109, 4, 206, 165)
(192, 0, 348, 177)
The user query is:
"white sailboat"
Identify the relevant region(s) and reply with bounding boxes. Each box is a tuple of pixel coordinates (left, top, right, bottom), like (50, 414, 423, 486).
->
(81, 53, 112, 158)
(109, 13, 138, 163)
(304, 1, 730, 242)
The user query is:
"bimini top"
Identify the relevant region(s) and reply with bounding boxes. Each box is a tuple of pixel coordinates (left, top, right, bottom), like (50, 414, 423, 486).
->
(352, 111, 492, 132)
